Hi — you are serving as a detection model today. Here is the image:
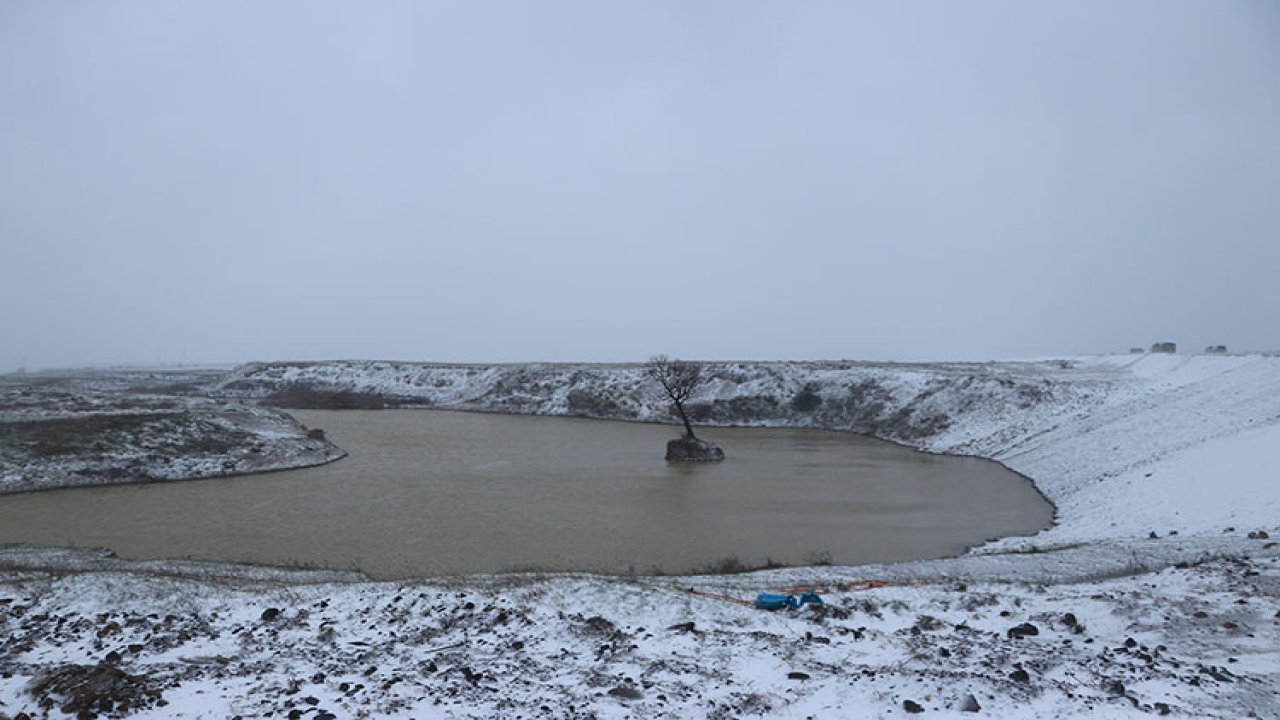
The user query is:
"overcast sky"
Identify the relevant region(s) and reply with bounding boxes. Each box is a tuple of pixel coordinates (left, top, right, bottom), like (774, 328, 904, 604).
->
(2, 1, 1278, 370)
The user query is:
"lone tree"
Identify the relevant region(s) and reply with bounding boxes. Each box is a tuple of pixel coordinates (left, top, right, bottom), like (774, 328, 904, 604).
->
(645, 355, 724, 461)
(645, 355, 704, 438)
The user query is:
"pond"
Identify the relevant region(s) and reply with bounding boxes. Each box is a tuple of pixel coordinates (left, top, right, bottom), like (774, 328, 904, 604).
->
(0, 410, 1053, 579)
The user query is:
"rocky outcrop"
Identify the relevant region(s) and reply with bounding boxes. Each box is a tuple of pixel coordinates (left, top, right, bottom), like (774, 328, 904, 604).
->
(0, 386, 347, 494)
(665, 436, 725, 462)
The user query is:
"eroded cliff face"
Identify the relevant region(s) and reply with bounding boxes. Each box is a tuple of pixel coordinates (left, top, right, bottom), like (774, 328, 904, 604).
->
(214, 358, 1110, 454)
(0, 358, 1103, 495)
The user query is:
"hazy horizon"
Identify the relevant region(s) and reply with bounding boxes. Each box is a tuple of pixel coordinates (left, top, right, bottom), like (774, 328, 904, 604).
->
(4, 1, 1278, 372)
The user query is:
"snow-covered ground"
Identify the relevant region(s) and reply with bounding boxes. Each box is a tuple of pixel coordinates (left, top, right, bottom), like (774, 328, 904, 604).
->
(1, 354, 1278, 718)
(0, 381, 346, 494)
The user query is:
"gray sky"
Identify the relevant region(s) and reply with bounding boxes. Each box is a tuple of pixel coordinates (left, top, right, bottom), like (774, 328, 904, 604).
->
(2, 1, 1278, 370)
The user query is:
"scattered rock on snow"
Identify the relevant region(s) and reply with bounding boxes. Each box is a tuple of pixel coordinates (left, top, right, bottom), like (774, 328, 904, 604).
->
(28, 663, 163, 716)
(1006, 622, 1040, 639)
(903, 699, 925, 713)
(960, 693, 982, 712)
(607, 685, 643, 700)
(580, 615, 617, 636)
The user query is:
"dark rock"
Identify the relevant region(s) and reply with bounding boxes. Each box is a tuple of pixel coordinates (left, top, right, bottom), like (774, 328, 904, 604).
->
(581, 616, 617, 636)
(1154, 702, 1172, 715)
(1009, 669, 1030, 683)
(787, 672, 811, 681)
(1006, 622, 1040, 639)
(790, 388, 823, 412)
(1201, 665, 1236, 683)
(665, 437, 725, 462)
(607, 685, 643, 700)
(260, 608, 281, 622)
(960, 694, 981, 712)
(1061, 612, 1078, 627)
(567, 389, 620, 417)
(1248, 530, 1270, 539)
(28, 663, 162, 716)
(903, 699, 925, 713)
(1105, 680, 1125, 696)
(667, 621, 697, 633)
(914, 615, 944, 631)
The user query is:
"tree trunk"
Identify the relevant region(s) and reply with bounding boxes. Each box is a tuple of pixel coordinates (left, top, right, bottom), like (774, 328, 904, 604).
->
(674, 401, 697, 439)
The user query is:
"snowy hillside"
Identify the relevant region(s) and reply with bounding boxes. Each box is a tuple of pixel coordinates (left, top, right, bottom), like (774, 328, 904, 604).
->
(2, 354, 1278, 718)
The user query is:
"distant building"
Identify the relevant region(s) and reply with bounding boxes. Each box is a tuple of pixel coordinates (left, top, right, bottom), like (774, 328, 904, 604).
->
(1151, 342, 1177, 354)
(1205, 345, 1228, 354)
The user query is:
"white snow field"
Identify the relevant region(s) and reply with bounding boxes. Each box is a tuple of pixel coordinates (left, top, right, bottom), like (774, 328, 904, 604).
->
(2, 354, 1279, 718)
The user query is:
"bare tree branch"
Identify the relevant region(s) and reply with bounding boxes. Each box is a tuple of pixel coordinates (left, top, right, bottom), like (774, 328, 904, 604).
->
(645, 355, 706, 439)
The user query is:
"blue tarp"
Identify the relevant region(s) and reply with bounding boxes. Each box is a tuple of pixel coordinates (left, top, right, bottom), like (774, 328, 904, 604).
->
(754, 590, 823, 610)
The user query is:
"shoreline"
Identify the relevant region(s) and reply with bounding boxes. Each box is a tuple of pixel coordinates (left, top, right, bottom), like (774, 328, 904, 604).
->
(1, 408, 1053, 580)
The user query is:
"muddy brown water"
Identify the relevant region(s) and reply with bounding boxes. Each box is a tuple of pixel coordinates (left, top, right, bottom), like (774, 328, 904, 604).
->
(0, 410, 1053, 579)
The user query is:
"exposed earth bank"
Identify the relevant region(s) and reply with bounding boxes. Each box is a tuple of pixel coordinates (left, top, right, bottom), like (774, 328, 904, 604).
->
(0, 370, 345, 494)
